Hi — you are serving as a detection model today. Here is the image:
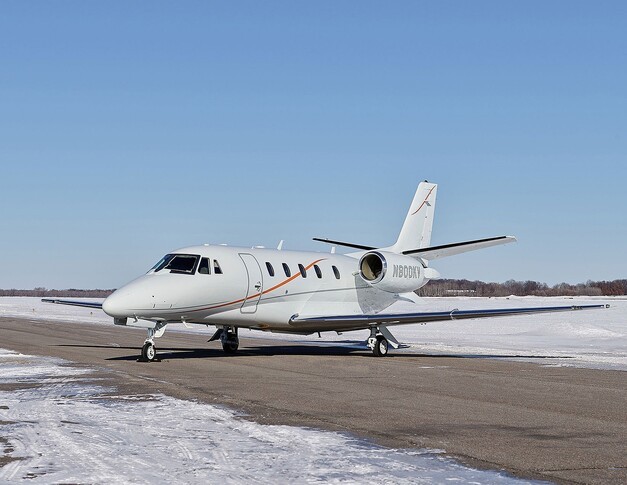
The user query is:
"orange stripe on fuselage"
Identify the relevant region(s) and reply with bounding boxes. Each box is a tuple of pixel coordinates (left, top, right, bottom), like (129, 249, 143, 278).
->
(197, 258, 327, 312)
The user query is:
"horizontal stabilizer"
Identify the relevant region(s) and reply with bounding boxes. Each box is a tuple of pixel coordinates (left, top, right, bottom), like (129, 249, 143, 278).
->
(42, 298, 103, 309)
(403, 236, 516, 260)
(290, 304, 608, 332)
(313, 238, 375, 251)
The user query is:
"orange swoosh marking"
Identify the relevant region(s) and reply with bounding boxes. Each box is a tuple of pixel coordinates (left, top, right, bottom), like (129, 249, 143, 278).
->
(198, 258, 327, 312)
(411, 185, 436, 215)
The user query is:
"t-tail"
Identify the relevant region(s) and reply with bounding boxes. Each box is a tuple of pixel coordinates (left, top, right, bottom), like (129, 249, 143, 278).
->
(389, 181, 437, 253)
(314, 180, 516, 261)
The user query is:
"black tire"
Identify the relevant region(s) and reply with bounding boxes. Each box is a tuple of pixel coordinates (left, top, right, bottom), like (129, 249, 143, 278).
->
(372, 336, 388, 357)
(222, 337, 239, 354)
(142, 342, 156, 361)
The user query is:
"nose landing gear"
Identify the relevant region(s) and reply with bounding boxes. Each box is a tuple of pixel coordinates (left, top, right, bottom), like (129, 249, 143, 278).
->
(139, 322, 167, 362)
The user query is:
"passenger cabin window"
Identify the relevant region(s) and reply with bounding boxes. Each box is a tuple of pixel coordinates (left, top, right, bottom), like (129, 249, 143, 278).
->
(213, 259, 223, 274)
(198, 258, 211, 274)
(298, 264, 307, 278)
(265, 262, 275, 277)
(332, 265, 341, 279)
(313, 264, 322, 279)
(282, 263, 291, 277)
(153, 254, 199, 275)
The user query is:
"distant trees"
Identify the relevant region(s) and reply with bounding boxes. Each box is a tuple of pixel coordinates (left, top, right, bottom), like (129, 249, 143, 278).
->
(0, 279, 626, 298)
(0, 288, 114, 298)
(417, 279, 625, 297)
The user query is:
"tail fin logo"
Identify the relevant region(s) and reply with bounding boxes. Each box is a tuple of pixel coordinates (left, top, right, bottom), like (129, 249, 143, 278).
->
(411, 186, 436, 215)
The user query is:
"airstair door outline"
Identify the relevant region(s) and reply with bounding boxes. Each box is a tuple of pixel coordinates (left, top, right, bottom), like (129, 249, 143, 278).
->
(239, 253, 263, 313)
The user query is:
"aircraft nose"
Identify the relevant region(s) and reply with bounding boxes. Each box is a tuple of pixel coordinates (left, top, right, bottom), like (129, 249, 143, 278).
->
(102, 291, 130, 318)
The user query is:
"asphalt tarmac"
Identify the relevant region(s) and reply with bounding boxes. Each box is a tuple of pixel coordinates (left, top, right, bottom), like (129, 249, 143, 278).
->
(1, 316, 625, 484)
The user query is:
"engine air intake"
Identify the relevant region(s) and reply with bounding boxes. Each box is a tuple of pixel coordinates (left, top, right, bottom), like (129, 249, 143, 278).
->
(359, 252, 386, 283)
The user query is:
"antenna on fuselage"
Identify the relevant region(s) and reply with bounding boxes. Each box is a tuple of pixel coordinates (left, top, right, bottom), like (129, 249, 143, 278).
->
(277, 240, 284, 250)
(331, 246, 336, 254)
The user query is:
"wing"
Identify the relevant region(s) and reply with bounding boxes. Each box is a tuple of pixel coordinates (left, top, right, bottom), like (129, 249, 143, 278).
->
(42, 298, 103, 309)
(289, 304, 608, 332)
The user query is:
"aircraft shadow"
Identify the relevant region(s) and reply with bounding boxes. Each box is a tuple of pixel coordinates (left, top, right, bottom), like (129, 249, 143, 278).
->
(55, 343, 572, 362)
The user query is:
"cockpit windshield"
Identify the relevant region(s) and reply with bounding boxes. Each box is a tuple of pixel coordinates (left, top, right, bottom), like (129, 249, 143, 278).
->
(150, 254, 200, 275)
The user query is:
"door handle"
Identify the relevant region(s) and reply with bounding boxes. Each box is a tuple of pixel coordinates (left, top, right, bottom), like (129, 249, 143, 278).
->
(254, 282, 262, 291)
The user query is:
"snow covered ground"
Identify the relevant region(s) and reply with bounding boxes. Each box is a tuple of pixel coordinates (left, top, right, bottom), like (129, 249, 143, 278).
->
(1, 296, 625, 370)
(0, 348, 535, 484)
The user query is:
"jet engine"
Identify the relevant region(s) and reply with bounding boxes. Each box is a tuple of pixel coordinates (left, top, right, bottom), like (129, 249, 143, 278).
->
(358, 251, 429, 293)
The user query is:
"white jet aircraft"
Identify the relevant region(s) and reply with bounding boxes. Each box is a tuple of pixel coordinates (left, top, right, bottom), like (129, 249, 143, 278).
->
(45, 181, 606, 361)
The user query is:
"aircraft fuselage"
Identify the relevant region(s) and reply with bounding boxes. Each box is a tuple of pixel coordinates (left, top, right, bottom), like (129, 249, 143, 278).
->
(102, 245, 408, 334)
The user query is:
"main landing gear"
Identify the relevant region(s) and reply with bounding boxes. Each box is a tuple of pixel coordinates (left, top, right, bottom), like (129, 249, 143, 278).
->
(139, 322, 167, 362)
(366, 325, 401, 357)
(209, 326, 240, 354)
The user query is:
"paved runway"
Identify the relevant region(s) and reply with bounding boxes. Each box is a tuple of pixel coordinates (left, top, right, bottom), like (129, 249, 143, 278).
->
(1, 316, 625, 484)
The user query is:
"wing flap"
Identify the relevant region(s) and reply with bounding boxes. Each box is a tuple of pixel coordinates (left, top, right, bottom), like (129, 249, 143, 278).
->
(42, 298, 103, 309)
(290, 304, 608, 332)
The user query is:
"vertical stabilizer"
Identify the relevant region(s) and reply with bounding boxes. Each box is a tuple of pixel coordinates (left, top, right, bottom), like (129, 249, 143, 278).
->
(390, 181, 437, 253)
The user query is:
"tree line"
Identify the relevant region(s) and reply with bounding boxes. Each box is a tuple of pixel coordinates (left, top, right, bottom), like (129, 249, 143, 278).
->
(0, 288, 114, 298)
(1, 279, 626, 298)
(417, 279, 627, 297)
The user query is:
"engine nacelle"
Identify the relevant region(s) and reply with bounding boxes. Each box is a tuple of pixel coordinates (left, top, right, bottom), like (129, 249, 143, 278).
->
(358, 251, 428, 293)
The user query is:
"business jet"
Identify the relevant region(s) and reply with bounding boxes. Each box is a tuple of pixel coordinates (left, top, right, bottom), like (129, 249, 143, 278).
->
(44, 181, 606, 361)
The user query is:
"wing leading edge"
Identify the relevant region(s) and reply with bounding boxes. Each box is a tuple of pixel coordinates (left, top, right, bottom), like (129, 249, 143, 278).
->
(42, 298, 103, 309)
(290, 304, 609, 332)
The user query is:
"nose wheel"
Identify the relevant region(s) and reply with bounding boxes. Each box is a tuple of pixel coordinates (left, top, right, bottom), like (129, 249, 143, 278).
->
(141, 341, 156, 361)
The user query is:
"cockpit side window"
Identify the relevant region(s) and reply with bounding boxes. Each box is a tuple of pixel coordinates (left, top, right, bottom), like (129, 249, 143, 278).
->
(198, 257, 211, 274)
(163, 254, 200, 274)
(213, 259, 223, 274)
(151, 254, 175, 273)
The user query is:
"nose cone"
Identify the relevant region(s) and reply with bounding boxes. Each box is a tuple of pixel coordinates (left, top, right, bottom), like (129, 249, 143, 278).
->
(102, 291, 130, 318)
(102, 275, 157, 318)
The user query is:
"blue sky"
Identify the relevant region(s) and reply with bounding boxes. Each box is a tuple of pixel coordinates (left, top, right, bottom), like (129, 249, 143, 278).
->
(1, 1, 626, 289)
